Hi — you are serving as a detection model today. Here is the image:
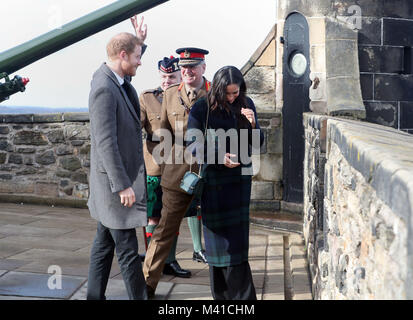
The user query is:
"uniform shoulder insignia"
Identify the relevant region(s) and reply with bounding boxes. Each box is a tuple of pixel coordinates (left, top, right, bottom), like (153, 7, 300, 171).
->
(142, 88, 157, 94)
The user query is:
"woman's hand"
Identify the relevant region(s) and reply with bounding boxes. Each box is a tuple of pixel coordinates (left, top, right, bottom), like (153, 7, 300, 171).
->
(131, 15, 147, 43)
(241, 108, 256, 128)
(223, 153, 240, 168)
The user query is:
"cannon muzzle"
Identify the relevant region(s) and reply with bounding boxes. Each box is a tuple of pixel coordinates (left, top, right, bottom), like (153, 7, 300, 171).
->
(0, 0, 168, 102)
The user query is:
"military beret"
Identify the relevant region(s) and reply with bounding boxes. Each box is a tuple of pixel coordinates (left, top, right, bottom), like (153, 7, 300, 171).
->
(158, 56, 180, 73)
(176, 47, 209, 66)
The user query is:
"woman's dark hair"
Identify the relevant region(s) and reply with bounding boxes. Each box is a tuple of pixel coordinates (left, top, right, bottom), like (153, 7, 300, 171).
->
(208, 66, 250, 128)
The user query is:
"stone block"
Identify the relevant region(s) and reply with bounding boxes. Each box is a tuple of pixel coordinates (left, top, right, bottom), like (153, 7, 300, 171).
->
(244, 66, 275, 94)
(71, 140, 85, 147)
(16, 167, 37, 175)
(360, 73, 373, 101)
(310, 45, 326, 74)
(35, 182, 58, 197)
(309, 72, 326, 102)
(267, 126, 282, 154)
(8, 153, 23, 164)
(400, 102, 413, 129)
(3, 114, 33, 123)
(24, 156, 34, 165)
(0, 152, 6, 164)
(0, 174, 12, 180)
(310, 101, 327, 114)
(0, 126, 10, 135)
(358, 46, 404, 73)
(358, 17, 382, 45)
(56, 170, 72, 178)
(0, 138, 10, 151)
(0, 181, 34, 193)
(251, 181, 274, 200)
(35, 150, 56, 165)
(56, 146, 73, 156)
(326, 77, 365, 118)
(33, 114, 63, 123)
(253, 153, 282, 181)
(383, 18, 413, 46)
(47, 130, 65, 144)
(60, 156, 82, 171)
(326, 39, 359, 78)
(71, 172, 88, 184)
(73, 184, 89, 199)
(255, 40, 276, 66)
(63, 113, 89, 122)
(364, 102, 398, 129)
(16, 147, 35, 154)
(13, 131, 48, 146)
(64, 125, 90, 141)
(374, 74, 413, 101)
(308, 17, 326, 45)
(246, 93, 276, 112)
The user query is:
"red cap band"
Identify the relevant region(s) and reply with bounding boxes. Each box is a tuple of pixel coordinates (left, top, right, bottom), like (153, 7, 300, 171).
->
(180, 52, 205, 59)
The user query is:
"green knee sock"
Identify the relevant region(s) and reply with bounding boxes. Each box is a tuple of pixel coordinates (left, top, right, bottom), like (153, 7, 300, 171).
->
(145, 224, 157, 247)
(165, 235, 178, 264)
(187, 216, 203, 253)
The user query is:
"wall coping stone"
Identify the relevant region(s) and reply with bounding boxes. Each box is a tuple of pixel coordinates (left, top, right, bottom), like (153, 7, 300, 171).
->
(1, 112, 89, 123)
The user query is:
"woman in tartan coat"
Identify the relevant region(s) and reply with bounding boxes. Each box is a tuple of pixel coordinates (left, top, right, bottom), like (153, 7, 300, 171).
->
(187, 66, 264, 300)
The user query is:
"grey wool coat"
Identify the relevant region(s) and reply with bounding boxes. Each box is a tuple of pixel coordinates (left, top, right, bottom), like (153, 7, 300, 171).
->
(87, 63, 147, 229)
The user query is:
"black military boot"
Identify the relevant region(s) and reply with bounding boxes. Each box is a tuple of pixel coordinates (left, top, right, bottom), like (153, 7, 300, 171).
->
(163, 260, 192, 278)
(193, 250, 207, 264)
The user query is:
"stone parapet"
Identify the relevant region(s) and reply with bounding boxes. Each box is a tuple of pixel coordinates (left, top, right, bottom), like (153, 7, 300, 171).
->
(0, 111, 282, 213)
(303, 112, 413, 299)
(0, 113, 91, 207)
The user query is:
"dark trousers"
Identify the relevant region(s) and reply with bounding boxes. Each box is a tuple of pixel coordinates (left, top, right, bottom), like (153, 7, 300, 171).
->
(87, 222, 147, 300)
(209, 261, 257, 300)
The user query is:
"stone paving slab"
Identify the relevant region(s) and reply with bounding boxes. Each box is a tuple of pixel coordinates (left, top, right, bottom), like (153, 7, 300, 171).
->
(0, 203, 313, 300)
(0, 243, 30, 259)
(289, 234, 312, 300)
(70, 280, 174, 300)
(0, 271, 86, 299)
(167, 284, 212, 300)
(0, 224, 72, 238)
(0, 212, 40, 225)
(0, 235, 92, 252)
(0, 258, 29, 271)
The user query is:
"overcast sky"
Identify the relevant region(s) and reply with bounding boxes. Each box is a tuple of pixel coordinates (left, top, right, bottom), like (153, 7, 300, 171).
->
(1, 0, 276, 108)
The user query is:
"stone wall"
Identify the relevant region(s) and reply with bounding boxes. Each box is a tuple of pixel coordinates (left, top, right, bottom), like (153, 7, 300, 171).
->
(0, 113, 90, 207)
(278, 0, 413, 131)
(0, 112, 281, 211)
(241, 24, 284, 212)
(303, 112, 413, 299)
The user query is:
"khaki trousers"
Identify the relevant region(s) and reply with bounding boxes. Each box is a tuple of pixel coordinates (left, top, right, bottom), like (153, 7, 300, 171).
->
(143, 187, 193, 290)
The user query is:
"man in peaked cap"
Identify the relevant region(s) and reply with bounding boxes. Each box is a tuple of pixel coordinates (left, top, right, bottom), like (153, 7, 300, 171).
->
(143, 47, 210, 297)
(140, 56, 193, 279)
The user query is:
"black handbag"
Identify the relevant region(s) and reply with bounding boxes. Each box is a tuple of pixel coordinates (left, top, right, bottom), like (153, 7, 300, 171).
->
(180, 84, 210, 196)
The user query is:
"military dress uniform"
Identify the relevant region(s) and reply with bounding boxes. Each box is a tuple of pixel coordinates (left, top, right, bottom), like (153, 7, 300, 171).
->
(143, 48, 211, 293)
(139, 56, 193, 279)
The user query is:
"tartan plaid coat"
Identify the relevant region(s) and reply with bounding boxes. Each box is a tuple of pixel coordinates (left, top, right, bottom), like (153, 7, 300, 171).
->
(187, 97, 264, 267)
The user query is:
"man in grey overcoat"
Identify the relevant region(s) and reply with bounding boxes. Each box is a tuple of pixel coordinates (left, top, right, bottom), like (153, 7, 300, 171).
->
(86, 17, 148, 300)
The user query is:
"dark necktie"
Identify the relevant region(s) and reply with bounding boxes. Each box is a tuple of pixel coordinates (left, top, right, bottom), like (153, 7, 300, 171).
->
(122, 81, 140, 118)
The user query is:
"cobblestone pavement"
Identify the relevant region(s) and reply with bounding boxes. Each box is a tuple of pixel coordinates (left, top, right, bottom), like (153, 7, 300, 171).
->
(0, 202, 312, 300)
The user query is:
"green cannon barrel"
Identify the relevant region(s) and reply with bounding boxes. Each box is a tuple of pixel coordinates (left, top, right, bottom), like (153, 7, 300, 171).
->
(0, 0, 168, 75)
